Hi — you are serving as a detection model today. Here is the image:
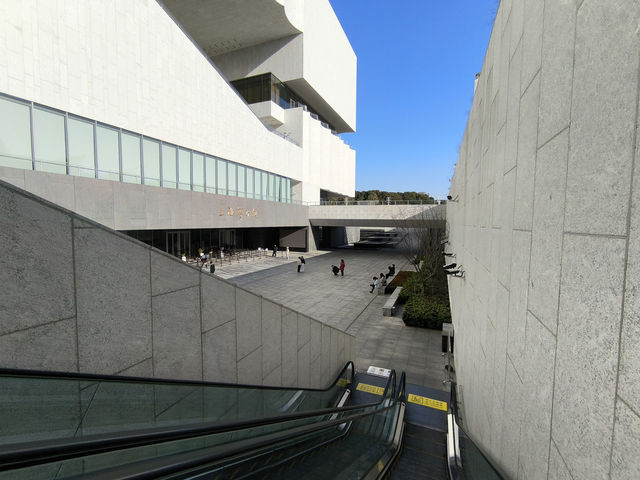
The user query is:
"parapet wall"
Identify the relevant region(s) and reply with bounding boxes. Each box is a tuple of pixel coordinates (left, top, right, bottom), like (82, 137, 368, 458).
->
(448, 0, 640, 478)
(0, 179, 353, 388)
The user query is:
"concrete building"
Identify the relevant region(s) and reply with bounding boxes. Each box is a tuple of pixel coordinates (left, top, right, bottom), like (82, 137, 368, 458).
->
(447, 0, 640, 478)
(0, 0, 356, 255)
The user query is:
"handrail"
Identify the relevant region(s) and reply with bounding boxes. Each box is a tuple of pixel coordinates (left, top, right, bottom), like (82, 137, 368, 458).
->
(0, 361, 355, 393)
(0, 364, 392, 473)
(65, 396, 405, 480)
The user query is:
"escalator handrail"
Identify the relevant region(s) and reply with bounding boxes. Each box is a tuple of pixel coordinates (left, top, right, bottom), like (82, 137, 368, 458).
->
(63, 398, 406, 480)
(0, 365, 394, 473)
(0, 361, 355, 393)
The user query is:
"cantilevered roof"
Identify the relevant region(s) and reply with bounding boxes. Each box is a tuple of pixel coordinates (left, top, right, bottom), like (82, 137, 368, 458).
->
(162, 0, 302, 57)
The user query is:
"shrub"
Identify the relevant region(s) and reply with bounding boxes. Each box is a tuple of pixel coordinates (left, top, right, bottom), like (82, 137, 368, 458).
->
(402, 295, 451, 330)
(385, 270, 413, 294)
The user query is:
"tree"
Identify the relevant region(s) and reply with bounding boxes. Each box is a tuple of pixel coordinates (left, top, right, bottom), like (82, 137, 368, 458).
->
(393, 204, 447, 296)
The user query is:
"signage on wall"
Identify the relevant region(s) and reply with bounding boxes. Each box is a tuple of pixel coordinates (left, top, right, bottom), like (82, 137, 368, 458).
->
(219, 207, 259, 218)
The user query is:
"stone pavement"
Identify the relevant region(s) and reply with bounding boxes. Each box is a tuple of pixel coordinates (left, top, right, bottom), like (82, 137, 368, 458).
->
(217, 248, 452, 391)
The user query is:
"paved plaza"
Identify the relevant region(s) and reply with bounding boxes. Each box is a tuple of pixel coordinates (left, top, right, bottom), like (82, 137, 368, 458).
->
(213, 248, 452, 391)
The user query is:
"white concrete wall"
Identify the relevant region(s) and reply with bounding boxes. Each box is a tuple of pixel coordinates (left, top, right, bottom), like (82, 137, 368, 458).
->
(447, 1, 640, 478)
(282, 107, 355, 203)
(0, 0, 303, 186)
(0, 179, 354, 387)
(0, 166, 310, 231)
(212, 0, 356, 133)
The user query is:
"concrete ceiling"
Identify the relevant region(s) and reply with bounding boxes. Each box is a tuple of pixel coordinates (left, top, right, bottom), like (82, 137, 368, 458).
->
(162, 0, 301, 57)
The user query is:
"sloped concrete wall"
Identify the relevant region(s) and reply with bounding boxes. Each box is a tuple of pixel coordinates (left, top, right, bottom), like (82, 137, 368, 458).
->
(0, 179, 354, 387)
(447, 0, 640, 478)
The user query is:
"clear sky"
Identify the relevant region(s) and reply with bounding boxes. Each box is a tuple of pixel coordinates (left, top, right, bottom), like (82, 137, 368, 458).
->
(329, 0, 498, 199)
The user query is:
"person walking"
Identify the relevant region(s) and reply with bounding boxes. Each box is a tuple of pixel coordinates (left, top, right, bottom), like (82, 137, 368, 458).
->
(297, 257, 302, 273)
(272, 244, 277, 257)
(286, 246, 290, 260)
(300, 256, 305, 272)
(339, 259, 345, 276)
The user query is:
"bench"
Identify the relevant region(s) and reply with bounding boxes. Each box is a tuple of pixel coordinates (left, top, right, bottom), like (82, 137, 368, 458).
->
(383, 287, 402, 316)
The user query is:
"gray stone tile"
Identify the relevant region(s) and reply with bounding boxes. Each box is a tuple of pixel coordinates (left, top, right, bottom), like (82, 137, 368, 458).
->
(0, 188, 75, 335)
(237, 346, 262, 385)
(297, 314, 310, 348)
(548, 441, 573, 480)
(261, 299, 282, 382)
(202, 321, 237, 384)
(152, 286, 202, 380)
(0, 318, 78, 371)
(520, 0, 543, 94)
(235, 289, 261, 360)
(309, 319, 322, 364)
(73, 178, 115, 227)
(151, 250, 199, 296)
(513, 73, 539, 231)
(263, 365, 281, 387)
(500, 360, 524, 479)
(552, 234, 626, 480)
(564, 1, 639, 236)
(281, 309, 298, 387)
(611, 400, 640, 480)
(201, 275, 235, 332)
(538, 0, 577, 146)
(528, 129, 569, 333)
(504, 41, 522, 173)
(506, 230, 531, 378)
(118, 358, 153, 377)
(75, 228, 152, 374)
(297, 342, 310, 389)
(519, 313, 555, 480)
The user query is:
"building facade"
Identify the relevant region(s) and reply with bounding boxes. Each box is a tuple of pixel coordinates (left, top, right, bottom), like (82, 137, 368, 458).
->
(0, 0, 356, 255)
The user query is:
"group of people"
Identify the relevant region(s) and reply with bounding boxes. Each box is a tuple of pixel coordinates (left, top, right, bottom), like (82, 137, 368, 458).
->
(296, 256, 306, 272)
(331, 259, 346, 276)
(369, 264, 395, 293)
(272, 245, 291, 260)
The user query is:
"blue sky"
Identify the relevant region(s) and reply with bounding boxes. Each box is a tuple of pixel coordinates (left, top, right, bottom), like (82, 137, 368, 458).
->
(330, 0, 497, 199)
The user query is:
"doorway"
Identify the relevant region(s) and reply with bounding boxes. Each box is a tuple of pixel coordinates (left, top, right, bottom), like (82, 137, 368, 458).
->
(166, 231, 191, 258)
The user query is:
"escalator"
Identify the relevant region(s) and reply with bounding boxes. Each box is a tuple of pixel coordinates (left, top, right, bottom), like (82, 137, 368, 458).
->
(0, 365, 503, 479)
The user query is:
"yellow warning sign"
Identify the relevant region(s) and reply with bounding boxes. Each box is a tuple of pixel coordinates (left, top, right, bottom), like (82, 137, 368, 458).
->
(407, 394, 447, 411)
(356, 383, 385, 396)
(337, 378, 350, 387)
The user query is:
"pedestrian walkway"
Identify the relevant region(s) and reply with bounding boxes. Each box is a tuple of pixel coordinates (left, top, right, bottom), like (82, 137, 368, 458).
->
(221, 248, 452, 391)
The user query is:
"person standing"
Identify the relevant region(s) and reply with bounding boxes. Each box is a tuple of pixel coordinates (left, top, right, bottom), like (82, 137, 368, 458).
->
(339, 259, 345, 276)
(286, 246, 290, 260)
(297, 257, 302, 273)
(300, 256, 305, 272)
(272, 244, 277, 257)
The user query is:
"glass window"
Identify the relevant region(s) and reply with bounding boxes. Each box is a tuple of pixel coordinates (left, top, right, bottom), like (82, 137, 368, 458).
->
(142, 138, 160, 186)
(178, 148, 191, 190)
(161, 144, 177, 188)
(254, 169, 261, 199)
(33, 107, 65, 174)
(246, 167, 254, 199)
(0, 97, 32, 170)
(269, 173, 276, 201)
(217, 158, 227, 196)
(227, 162, 236, 196)
(97, 125, 120, 181)
(275, 175, 281, 202)
(205, 155, 216, 194)
(237, 165, 245, 197)
(193, 153, 204, 192)
(280, 177, 287, 203)
(68, 117, 95, 178)
(121, 132, 141, 184)
(261, 171, 268, 200)
(286, 178, 291, 203)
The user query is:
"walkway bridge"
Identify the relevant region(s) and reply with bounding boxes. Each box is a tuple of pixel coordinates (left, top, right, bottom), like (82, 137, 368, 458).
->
(308, 203, 446, 228)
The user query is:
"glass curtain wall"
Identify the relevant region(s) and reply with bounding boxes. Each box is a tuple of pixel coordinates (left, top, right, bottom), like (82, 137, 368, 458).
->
(33, 107, 66, 174)
(0, 93, 293, 203)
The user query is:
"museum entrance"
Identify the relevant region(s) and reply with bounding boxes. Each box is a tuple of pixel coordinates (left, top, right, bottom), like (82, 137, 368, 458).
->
(166, 231, 191, 258)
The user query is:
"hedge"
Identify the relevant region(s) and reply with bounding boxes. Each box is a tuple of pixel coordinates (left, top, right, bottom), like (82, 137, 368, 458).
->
(402, 295, 451, 330)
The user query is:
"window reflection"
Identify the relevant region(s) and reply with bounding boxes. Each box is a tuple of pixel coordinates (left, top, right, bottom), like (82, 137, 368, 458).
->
(193, 153, 204, 192)
(97, 125, 120, 181)
(161, 144, 177, 189)
(205, 156, 216, 194)
(121, 132, 141, 184)
(142, 139, 160, 186)
(33, 107, 66, 174)
(178, 148, 191, 190)
(217, 158, 227, 196)
(237, 165, 245, 197)
(0, 97, 32, 170)
(68, 117, 95, 178)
